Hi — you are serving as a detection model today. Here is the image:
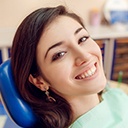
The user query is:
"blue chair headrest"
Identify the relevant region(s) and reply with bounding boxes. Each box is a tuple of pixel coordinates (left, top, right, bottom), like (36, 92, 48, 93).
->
(0, 59, 39, 128)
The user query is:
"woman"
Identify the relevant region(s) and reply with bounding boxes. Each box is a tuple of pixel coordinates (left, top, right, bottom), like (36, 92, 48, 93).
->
(11, 5, 128, 128)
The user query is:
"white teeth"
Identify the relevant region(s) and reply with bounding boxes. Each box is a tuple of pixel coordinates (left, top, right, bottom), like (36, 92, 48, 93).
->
(91, 66, 96, 73)
(81, 74, 85, 79)
(84, 72, 89, 77)
(76, 65, 97, 79)
(87, 70, 92, 76)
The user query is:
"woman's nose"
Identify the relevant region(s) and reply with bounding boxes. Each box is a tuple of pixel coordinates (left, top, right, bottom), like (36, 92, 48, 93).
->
(74, 49, 91, 66)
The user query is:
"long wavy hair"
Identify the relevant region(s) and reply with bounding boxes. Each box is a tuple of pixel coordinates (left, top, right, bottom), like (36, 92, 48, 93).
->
(11, 5, 85, 128)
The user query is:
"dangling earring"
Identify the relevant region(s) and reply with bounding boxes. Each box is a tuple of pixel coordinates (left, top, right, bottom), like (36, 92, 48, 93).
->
(45, 89, 56, 103)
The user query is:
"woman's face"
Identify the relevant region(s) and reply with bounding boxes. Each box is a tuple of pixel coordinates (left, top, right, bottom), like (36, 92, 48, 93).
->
(36, 16, 106, 100)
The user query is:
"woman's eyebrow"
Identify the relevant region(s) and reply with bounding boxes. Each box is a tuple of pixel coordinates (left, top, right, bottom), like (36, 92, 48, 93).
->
(44, 27, 84, 59)
(74, 27, 83, 35)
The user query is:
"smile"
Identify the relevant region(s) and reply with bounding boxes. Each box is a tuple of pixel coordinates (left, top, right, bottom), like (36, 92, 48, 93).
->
(75, 63, 97, 79)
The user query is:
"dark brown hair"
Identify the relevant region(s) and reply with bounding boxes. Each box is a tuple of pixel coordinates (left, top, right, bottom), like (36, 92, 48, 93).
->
(11, 5, 85, 128)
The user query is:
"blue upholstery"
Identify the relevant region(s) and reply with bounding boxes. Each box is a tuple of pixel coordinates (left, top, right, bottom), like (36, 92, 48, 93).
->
(0, 59, 39, 128)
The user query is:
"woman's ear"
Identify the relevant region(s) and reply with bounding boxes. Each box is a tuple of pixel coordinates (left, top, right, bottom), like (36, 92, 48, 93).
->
(29, 74, 48, 91)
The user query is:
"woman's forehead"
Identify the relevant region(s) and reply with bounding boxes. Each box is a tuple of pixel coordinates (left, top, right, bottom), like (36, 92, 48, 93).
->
(42, 16, 83, 38)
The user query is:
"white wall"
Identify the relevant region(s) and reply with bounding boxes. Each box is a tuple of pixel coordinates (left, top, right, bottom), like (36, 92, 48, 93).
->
(0, 0, 106, 28)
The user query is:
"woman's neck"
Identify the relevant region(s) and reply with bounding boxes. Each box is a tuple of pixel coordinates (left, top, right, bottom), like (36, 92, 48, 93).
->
(69, 94, 100, 122)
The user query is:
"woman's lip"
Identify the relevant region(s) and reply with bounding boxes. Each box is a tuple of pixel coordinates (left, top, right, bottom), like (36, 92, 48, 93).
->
(75, 62, 97, 80)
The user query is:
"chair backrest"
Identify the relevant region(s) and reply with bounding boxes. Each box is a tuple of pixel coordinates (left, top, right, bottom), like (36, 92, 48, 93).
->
(0, 59, 40, 128)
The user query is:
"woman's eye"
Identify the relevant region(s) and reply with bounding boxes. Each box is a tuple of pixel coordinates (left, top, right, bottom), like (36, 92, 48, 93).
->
(52, 51, 66, 61)
(78, 36, 89, 44)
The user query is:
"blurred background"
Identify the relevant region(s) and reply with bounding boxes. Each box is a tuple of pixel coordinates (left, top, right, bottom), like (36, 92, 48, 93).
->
(0, 0, 108, 28)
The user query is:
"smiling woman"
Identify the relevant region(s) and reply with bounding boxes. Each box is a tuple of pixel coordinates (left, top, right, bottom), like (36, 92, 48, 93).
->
(10, 5, 128, 128)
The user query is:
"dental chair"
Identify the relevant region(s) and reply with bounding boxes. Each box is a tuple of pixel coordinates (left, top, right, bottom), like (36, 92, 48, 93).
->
(0, 59, 41, 128)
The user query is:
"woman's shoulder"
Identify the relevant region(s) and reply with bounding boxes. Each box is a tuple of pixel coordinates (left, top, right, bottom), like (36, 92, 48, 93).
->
(103, 86, 128, 99)
(69, 88, 128, 128)
(102, 86, 128, 107)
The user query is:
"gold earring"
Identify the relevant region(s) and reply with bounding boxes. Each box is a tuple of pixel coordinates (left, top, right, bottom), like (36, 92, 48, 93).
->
(45, 89, 56, 103)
